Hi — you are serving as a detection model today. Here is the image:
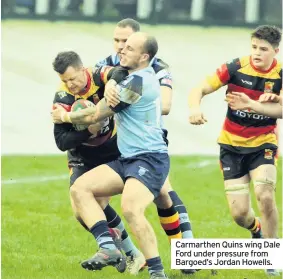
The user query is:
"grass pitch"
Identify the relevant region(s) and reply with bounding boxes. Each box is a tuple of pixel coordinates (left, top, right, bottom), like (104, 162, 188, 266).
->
(2, 155, 282, 279)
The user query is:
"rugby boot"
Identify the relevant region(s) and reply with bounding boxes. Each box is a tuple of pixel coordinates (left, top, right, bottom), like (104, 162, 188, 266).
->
(81, 248, 126, 272)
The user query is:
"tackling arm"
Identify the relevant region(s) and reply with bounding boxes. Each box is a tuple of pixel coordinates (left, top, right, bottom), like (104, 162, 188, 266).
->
(68, 98, 115, 124)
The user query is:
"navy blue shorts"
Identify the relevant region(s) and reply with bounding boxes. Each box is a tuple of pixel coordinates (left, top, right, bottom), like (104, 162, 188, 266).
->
(106, 152, 170, 198)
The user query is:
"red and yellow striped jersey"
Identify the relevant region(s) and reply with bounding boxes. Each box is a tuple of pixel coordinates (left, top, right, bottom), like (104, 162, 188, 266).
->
(54, 66, 117, 147)
(207, 56, 282, 154)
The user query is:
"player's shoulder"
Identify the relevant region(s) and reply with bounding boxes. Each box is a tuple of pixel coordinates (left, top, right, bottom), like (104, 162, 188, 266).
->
(53, 83, 74, 104)
(134, 67, 157, 81)
(223, 56, 248, 74)
(120, 74, 143, 90)
(151, 57, 172, 81)
(274, 59, 282, 77)
(238, 56, 251, 68)
(151, 57, 169, 72)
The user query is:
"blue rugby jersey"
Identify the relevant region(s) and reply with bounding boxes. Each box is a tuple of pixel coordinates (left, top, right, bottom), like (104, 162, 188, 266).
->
(111, 66, 168, 158)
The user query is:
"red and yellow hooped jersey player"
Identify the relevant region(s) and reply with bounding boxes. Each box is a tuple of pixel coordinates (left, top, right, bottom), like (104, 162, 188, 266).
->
(207, 56, 282, 154)
(54, 66, 117, 147)
(53, 66, 121, 170)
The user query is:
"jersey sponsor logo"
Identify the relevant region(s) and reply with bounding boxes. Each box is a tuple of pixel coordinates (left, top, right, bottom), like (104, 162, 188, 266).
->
(69, 162, 85, 167)
(264, 81, 274, 93)
(264, 149, 273, 160)
(241, 79, 252, 85)
(223, 167, 231, 171)
(57, 91, 67, 98)
(234, 110, 270, 120)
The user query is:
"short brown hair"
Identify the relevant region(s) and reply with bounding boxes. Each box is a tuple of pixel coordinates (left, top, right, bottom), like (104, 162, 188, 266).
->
(117, 18, 140, 32)
(143, 36, 158, 61)
(52, 51, 83, 74)
(251, 25, 282, 48)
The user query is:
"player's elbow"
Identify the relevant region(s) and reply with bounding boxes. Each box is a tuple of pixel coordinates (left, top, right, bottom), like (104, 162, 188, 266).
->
(54, 137, 69, 151)
(162, 105, 171, 115)
(55, 141, 68, 152)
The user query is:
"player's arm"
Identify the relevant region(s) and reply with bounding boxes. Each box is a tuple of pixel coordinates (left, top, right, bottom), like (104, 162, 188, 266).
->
(53, 75, 142, 124)
(158, 70, 173, 115)
(52, 94, 93, 151)
(227, 92, 282, 118)
(53, 123, 93, 151)
(249, 102, 282, 118)
(92, 65, 128, 86)
(188, 58, 240, 125)
(71, 75, 142, 123)
(52, 97, 115, 125)
(68, 99, 114, 124)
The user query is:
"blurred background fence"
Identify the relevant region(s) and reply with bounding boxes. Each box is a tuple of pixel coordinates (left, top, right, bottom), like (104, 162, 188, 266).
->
(2, 0, 282, 28)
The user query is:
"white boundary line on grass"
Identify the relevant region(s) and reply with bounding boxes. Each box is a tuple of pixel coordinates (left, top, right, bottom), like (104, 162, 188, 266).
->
(1, 160, 216, 185)
(1, 175, 69, 185)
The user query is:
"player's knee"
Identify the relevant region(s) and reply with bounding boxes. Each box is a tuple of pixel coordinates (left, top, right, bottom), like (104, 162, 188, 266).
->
(254, 177, 276, 193)
(70, 179, 86, 200)
(96, 197, 110, 210)
(254, 182, 275, 213)
(154, 192, 172, 209)
(230, 207, 250, 226)
(121, 200, 143, 222)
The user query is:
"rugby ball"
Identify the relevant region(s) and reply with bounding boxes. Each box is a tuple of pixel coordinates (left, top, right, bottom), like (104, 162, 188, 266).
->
(71, 99, 95, 131)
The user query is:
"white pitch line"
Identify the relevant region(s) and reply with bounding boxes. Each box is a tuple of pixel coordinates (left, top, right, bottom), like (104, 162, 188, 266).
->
(186, 160, 215, 168)
(1, 174, 69, 185)
(1, 160, 216, 186)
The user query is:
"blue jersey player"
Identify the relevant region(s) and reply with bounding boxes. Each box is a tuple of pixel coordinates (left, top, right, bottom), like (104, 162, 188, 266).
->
(52, 32, 170, 279)
(98, 18, 196, 275)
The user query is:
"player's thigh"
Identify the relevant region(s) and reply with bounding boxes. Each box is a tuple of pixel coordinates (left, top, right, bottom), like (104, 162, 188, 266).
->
(69, 165, 111, 207)
(121, 177, 155, 216)
(249, 148, 277, 200)
(248, 149, 277, 198)
(161, 176, 173, 192)
(69, 165, 91, 187)
(72, 163, 124, 197)
(248, 149, 277, 186)
(69, 165, 91, 213)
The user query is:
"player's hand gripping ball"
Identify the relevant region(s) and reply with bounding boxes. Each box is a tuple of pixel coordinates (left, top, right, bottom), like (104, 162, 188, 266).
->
(71, 99, 95, 131)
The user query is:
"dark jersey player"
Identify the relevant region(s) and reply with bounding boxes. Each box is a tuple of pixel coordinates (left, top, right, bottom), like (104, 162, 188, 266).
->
(52, 51, 145, 274)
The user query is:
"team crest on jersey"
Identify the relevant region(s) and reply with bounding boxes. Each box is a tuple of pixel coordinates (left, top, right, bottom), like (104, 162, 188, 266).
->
(138, 166, 148, 176)
(58, 91, 67, 98)
(264, 149, 273, 160)
(264, 81, 274, 93)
